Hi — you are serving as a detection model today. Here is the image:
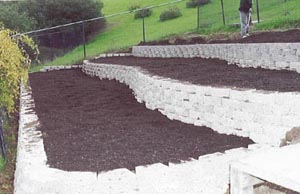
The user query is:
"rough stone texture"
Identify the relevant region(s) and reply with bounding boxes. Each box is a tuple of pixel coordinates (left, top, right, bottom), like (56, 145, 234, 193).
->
(83, 61, 300, 146)
(132, 43, 300, 73)
(280, 127, 300, 147)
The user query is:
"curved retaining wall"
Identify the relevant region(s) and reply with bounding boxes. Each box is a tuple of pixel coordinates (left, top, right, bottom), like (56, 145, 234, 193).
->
(132, 43, 300, 72)
(83, 61, 300, 146)
(15, 72, 271, 194)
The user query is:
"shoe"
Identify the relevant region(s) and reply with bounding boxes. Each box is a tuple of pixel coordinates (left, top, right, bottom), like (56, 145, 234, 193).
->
(246, 33, 250, 37)
(242, 35, 247, 38)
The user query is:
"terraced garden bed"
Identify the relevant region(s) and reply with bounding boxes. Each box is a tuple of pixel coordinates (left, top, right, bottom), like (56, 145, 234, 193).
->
(92, 56, 300, 92)
(29, 69, 253, 172)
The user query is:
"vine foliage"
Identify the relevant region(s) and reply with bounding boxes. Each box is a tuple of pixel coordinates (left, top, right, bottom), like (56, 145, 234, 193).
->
(0, 28, 38, 115)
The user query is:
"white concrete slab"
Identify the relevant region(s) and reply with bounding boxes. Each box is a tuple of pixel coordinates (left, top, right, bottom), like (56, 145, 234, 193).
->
(230, 144, 300, 194)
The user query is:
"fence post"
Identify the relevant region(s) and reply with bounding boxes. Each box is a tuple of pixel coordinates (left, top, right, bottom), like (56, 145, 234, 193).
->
(82, 21, 87, 59)
(142, 9, 146, 42)
(256, 0, 260, 23)
(220, 0, 226, 26)
(197, 2, 200, 31)
(62, 30, 66, 54)
(0, 117, 6, 159)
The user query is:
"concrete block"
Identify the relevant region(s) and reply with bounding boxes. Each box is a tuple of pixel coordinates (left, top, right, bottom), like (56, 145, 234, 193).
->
(231, 144, 300, 194)
(136, 163, 170, 194)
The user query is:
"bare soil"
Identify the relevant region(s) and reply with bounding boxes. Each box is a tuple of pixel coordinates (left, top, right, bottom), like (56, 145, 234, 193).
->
(29, 69, 253, 172)
(139, 29, 300, 45)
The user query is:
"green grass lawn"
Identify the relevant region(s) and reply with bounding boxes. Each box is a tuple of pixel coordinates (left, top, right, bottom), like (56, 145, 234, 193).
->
(31, 0, 300, 72)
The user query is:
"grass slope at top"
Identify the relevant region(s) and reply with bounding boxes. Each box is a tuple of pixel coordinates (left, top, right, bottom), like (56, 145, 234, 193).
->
(101, 0, 172, 15)
(32, 0, 300, 72)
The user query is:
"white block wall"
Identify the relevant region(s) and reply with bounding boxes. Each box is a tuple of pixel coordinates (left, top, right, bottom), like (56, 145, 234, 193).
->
(132, 43, 300, 72)
(83, 61, 300, 146)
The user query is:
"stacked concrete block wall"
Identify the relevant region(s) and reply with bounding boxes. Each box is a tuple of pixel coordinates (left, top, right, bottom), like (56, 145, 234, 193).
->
(135, 145, 273, 194)
(15, 82, 273, 194)
(132, 43, 300, 72)
(83, 61, 300, 146)
(39, 64, 82, 72)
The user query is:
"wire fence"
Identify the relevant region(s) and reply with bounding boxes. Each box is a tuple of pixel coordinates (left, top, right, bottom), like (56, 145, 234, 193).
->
(0, 117, 6, 159)
(22, 0, 299, 66)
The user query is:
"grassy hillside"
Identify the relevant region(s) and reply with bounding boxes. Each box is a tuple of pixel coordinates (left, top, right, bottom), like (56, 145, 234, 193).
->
(30, 0, 300, 72)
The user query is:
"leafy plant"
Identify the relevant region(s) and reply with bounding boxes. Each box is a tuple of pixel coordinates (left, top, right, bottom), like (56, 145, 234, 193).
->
(0, 3, 37, 32)
(21, 0, 106, 49)
(0, 29, 39, 115)
(159, 6, 182, 22)
(134, 8, 152, 19)
(22, 0, 104, 28)
(186, 0, 210, 8)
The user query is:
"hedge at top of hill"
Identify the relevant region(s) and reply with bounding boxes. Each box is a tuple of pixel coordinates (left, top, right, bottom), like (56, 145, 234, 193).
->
(0, 0, 106, 49)
(160, 6, 182, 21)
(134, 8, 152, 19)
(0, 3, 37, 32)
(23, 0, 104, 29)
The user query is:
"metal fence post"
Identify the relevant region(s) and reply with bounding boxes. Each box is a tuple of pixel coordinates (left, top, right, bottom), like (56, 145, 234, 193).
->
(82, 21, 87, 59)
(62, 30, 66, 54)
(256, 0, 260, 23)
(221, 0, 226, 26)
(0, 117, 6, 159)
(142, 9, 146, 42)
(197, 2, 200, 31)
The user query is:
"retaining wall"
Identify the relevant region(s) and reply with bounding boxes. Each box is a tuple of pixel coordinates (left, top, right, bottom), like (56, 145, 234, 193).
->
(132, 43, 300, 72)
(15, 80, 271, 194)
(83, 61, 300, 146)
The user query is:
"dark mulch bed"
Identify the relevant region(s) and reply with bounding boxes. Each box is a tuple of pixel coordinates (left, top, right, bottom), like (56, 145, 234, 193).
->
(139, 29, 300, 45)
(29, 69, 253, 172)
(92, 56, 300, 92)
(210, 29, 300, 44)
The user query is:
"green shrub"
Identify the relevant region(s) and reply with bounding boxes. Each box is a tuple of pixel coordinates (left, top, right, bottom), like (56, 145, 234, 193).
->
(21, 0, 105, 48)
(159, 7, 182, 21)
(134, 8, 152, 19)
(0, 3, 37, 32)
(186, 0, 210, 8)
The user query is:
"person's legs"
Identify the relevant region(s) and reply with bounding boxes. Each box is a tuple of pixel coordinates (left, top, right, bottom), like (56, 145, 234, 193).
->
(240, 11, 249, 37)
